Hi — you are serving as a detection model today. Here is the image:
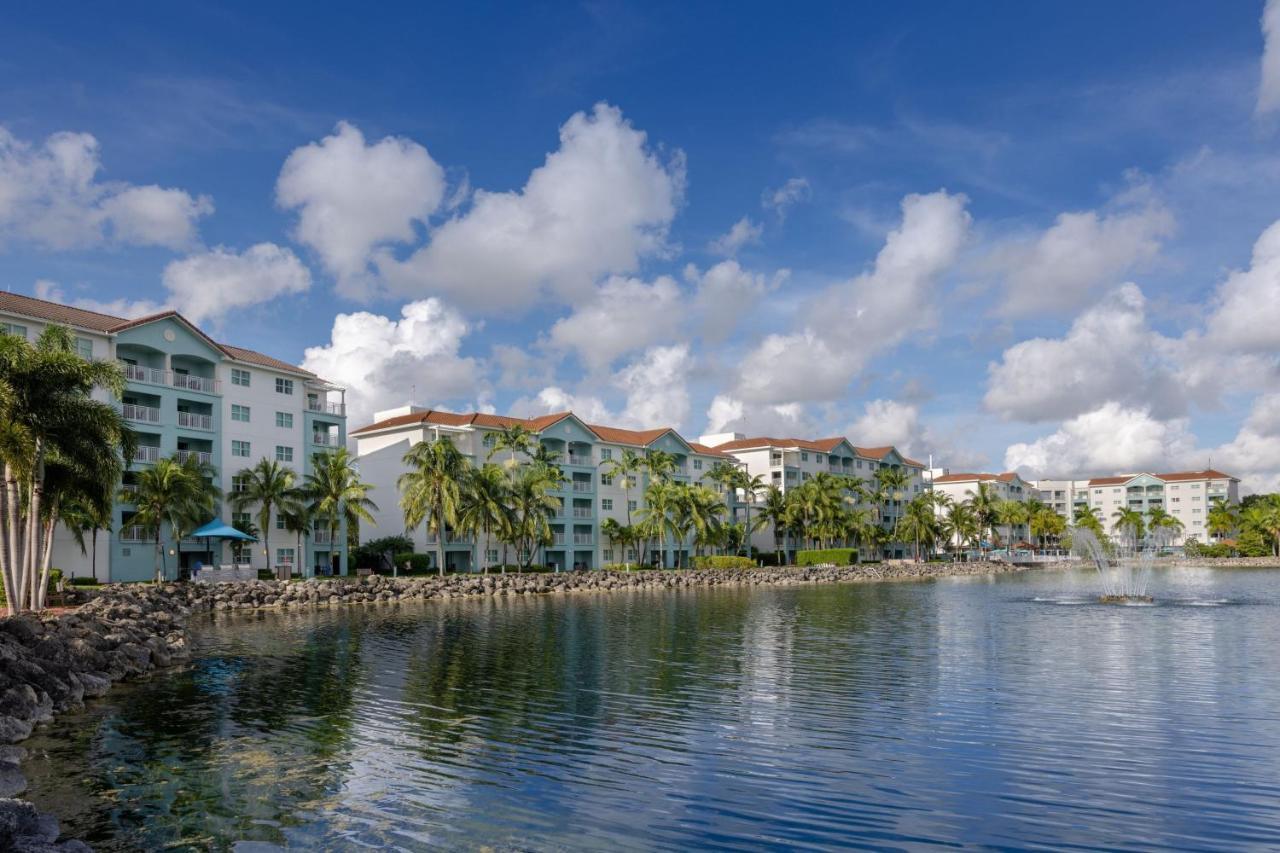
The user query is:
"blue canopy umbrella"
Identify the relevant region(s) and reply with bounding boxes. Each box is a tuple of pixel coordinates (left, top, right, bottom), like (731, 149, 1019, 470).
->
(188, 520, 257, 574)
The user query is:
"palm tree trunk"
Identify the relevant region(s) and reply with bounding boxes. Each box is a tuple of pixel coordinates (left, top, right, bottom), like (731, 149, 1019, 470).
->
(91, 528, 98, 582)
(435, 506, 445, 576)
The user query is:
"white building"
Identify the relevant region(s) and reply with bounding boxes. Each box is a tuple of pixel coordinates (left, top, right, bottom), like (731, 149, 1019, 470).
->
(0, 291, 348, 581)
(926, 471, 1036, 545)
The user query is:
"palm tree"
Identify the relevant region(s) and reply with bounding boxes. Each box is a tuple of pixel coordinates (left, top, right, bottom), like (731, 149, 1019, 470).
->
(994, 499, 1029, 547)
(231, 458, 296, 572)
(305, 448, 377, 576)
(131, 455, 218, 583)
(0, 325, 134, 611)
(1240, 499, 1280, 557)
(1029, 506, 1067, 549)
(1111, 507, 1146, 549)
(1207, 499, 1238, 543)
(603, 448, 645, 531)
(60, 493, 112, 583)
(487, 424, 535, 472)
(842, 505, 878, 563)
(760, 485, 789, 564)
(399, 438, 467, 575)
(896, 494, 940, 561)
(458, 463, 511, 574)
(965, 482, 1000, 557)
(600, 517, 635, 570)
(1145, 506, 1184, 548)
(509, 462, 561, 571)
(942, 502, 979, 555)
(645, 449, 678, 483)
(278, 489, 315, 575)
(734, 470, 767, 557)
(681, 485, 726, 560)
(1073, 505, 1105, 539)
(638, 479, 681, 568)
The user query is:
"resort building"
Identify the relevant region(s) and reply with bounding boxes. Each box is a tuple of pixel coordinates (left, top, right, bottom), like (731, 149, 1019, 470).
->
(1033, 470, 1240, 545)
(353, 407, 742, 571)
(0, 292, 349, 582)
(925, 470, 1036, 545)
(697, 433, 929, 560)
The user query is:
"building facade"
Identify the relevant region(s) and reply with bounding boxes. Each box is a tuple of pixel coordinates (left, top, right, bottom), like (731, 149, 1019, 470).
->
(926, 471, 1036, 545)
(0, 292, 348, 582)
(1033, 470, 1240, 545)
(354, 407, 741, 571)
(696, 433, 929, 560)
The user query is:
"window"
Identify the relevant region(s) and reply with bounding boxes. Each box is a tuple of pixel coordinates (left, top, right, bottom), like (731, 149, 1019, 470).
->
(231, 474, 251, 493)
(602, 498, 613, 511)
(628, 500, 637, 511)
(626, 549, 636, 561)
(231, 368, 251, 387)
(482, 433, 496, 448)
(275, 377, 294, 395)
(1170, 485, 1180, 490)
(817, 454, 824, 464)
(275, 411, 293, 428)
(1192, 496, 1201, 502)
(1095, 489, 1102, 495)
(693, 459, 703, 470)
(74, 337, 93, 359)
(232, 440, 250, 457)
(231, 404, 250, 422)
(232, 511, 251, 529)
(601, 473, 613, 486)
(276, 445, 293, 462)
(857, 460, 864, 469)
(486, 549, 498, 562)
(277, 548, 294, 565)
(802, 472, 811, 481)
(600, 448, 612, 461)
(276, 516, 287, 530)
(1192, 508, 1202, 514)
(801, 452, 809, 462)
(602, 548, 614, 562)
(0, 323, 27, 339)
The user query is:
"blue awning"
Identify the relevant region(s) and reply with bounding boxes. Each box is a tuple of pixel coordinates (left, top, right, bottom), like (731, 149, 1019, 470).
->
(190, 520, 257, 541)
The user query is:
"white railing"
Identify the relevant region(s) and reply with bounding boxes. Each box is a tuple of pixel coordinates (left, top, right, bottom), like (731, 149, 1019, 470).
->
(121, 363, 166, 385)
(312, 432, 336, 446)
(175, 449, 212, 465)
(119, 485, 138, 502)
(572, 481, 592, 492)
(177, 411, 213, 430)
(313, 529, 333, 545)
(307, 399, 346, 416)
(120, 525, 150, 542)
(567, 453, 591, 465)
(573, 534, 593, 545)
(133, 446, 160, 464)
(122, 403, 161, 423)
(172, 373, 219, 393)
(572, 508, 592, 518)
(552, 534, 566, 545)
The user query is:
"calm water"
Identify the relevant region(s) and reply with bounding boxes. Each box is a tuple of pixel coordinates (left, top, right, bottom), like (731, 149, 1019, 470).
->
(22, 568, 1280, 851)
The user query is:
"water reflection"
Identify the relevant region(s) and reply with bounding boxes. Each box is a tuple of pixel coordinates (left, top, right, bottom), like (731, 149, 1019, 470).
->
(22, 569, 1280, 850)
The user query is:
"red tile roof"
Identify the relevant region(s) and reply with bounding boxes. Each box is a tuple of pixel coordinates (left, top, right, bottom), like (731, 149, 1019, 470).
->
(1087, 475, 1131, 486)
(709, 435, 844, 453)
(1157, 469, 1236, 482)
(931, 471, 1025, 485)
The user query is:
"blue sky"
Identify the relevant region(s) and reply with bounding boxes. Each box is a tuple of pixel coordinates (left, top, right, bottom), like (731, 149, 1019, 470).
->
(3, 2, 1280, 489)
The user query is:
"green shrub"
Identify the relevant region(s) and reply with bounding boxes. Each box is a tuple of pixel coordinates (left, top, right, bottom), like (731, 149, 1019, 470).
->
(691, 555, 755, 570)
(47, 568, 63, 590)
(354, 535, 414, 569)
(756, 551, 783, 567)
(393, 552, 433, 573)
(67, 576, 100, 586)
(796, 548, 859, 566)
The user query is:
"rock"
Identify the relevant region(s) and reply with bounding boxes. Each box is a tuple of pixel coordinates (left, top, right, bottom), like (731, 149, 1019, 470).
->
(0, 761, 25, 798)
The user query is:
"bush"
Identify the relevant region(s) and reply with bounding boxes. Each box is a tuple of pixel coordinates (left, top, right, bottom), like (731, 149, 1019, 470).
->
(47, 568, 63, 590)
(691, 555, 755, 570)
(68, 576, 100, 586)
(353, 535, 415, 569)
(393, 552, 433, 573)
(756, 551, 783, 567)
(796, 549, 859, 566)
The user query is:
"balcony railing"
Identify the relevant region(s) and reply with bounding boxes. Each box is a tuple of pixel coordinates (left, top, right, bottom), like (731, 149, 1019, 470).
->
(118, 485, 138, 502)
(175, 449, 212, 465)
(572, 534, 593, 545)
(312, 432, 337, 446)
(567, 453, 592, 465)
(572, 508, 592, 518)
(571, 481, 592, 493)
(307, 399, 346, 416)
(123, 403, 161, 424)
(132, 446, 161, 464)
(120, 525, 150, 542)
(551, 534, 565, 545)
(172, 373, 219, 393)
(122, 363, 166, 385)
(312, 529, 333, 545)
(177, 411, 213, 431)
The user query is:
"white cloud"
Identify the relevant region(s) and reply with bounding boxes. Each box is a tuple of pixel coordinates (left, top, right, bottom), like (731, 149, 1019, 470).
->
(161, 243, 311, 326)
(276, 121, 446, 298)
(688, 260, 779, 342)
(1258, 0, 1280, 116)
(1211, 393, 1280, 493)
(379, 103, 685, 312)
(984, 283, 1185, 422)
(708, 216, 762, 256)
(849, 399, 921, 449)
(508, 386, 613, 424)
(1003, 403, 1195, 478)
(33, 280, 164, 319)
(987, 202, 1173, 316)
(616, 344, 692, 428)
(301, 298, 484, 429)
(762, 177, 811, 220)
(548, 274, 681, 371)
(1203, 218, 1280, 352)
(703, 393, 819, 437)
(0, 127, 211, 250)
(731, 190, 970, 405)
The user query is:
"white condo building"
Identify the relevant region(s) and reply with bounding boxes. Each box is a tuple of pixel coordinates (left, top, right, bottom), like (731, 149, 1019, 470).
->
(925, 471, 1036, 544)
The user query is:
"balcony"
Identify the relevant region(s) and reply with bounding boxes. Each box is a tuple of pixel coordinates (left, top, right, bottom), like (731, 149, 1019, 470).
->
(175, 449, 212, 465)
(567, 452, 592, 466)
(172, 373, 219, 394)
(551, 533, 566, 545)
(307, 399, 346, 416)
(572, 507, 592, 518)
(118, 485, 138, 502)
(572, 533, 593, 545)
(132, 446, 161, 464)
(312, 432, 337, 446)
(120, 525, 150, 542)
(121, 363, 166, 385)
(313, 529, 333, 545)
(177, 411, 213, 431)
(571, 481, 593, 493)
(123, 403, 161, 424)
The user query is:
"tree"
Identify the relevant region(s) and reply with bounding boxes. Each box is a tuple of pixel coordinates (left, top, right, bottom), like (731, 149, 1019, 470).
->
(942, 502, 979, 554)
(1145, 506, 1184, 547)
(399, 438, 467, 575)
(965, 482, 1000, 557)
(842, 505, 878, 563)
(508, 462, 560, 571)
(638, 480, 681, 568)
(1240, 497, 1280, 557)
(231, 458, 296, 572)
(994, 499, 1029, 546)
(600, 517, 636, 570)
(1207, 499, 1238, 543)
(1029, 505, 1067, 548)
(734, 470, 767, 557)
(679, 485, 726, 560)
(60, 492, 112, 582)
(131, 455, 218, 583)
(487, 424, 535, 472)
(645, 449, 678, 484)
(305, 448, 377, 576)
(1111, 507, 1146, 549)
(760, 485, 789, 564)
(1073, 505, 1105, 539)
(458, 463, 512, 574)
(278, 489, 316, 574)
(603, 449, 645, 534)
(896, 494, 940, 561)
(0, 325, 134, 611)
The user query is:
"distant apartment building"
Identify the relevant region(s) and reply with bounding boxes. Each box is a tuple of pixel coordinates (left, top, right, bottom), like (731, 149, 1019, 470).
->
(925, 470, 1036, 544)
(353, 407, 740, 571)
(1033, 470, 1240, 545)
(697, 433, 928, 560)
(0, 292, 348, 581)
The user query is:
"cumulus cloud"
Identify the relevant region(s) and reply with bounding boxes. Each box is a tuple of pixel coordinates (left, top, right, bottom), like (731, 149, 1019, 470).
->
(0, 127, 211, 250)
(703, 393, 820, 437)
(276, 121, 446, 298)
(1203, 218, 1280, 353)
(688, 260, 780, 343)
(984, 283, 1186, 422)
(302, 298, 485, 429)
(708, 216, 762, 256)
(1004, 403, 1195, 478)
(162, 243, 311, 326)
(986, 202, 1173, 316)
(730, 190, 971, 405)
(33, 280, 164, 320)
(378, 103, 685, 312)
(849, 399, 921, 449)
(762, 177, 811, 220)
(1259, 0, 1280, 116)
(548, 274, 681, 371)
(508, 386, 613, 424)
(1211, 393, 1280, 493)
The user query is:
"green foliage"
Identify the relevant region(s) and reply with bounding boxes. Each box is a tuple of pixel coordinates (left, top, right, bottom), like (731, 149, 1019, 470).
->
(67, 576, 99, 586)
(690, 555, 755, 570)
(353, 535, 414, 568)
(393, 552, 433, 573)
(47, 568, 62, 590)
(796, 548, 859, 566)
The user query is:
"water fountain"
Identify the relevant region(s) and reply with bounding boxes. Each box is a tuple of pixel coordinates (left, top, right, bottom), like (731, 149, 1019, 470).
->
(1071, 527, 1156, 604)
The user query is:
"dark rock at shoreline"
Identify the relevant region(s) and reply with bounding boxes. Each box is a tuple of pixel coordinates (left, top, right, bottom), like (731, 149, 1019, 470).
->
(0, 798, 90, 852)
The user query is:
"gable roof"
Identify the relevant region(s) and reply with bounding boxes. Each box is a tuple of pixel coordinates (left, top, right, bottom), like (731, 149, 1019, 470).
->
(855, 445, 925, 468)
(1157, 469, 1236, 482)
(932, 471, 1026, 485)
(709, 435, 845, 453)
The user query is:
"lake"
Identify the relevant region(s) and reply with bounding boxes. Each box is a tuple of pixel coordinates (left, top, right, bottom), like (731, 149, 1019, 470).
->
(22, 567, 1280, 850)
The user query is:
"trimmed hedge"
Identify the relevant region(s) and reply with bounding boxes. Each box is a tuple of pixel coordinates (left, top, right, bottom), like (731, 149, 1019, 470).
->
(796, 548, 859, 566)
(67, 576, 101, 586)
(691, 555, 755, 570)
(393, 552, 433, 573)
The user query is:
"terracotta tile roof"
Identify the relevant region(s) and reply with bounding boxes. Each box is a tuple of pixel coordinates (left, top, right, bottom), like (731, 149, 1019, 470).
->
(932, 471, 1024, 485)
(1086, 475, 1131, 486)
(710, 436, 839, 453)
(587, 424, 672, 447)
(220, 344, 316, 377)
(688, 442, 735, 459)
(1156, 469, 1236, 482)
(853, 445, 925, 468)
(0, 291, 126, 332)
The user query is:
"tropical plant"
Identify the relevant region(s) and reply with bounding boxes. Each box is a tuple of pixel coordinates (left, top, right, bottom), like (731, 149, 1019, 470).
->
(895, 494, 941, 561)
(1145, 506, 1184, 546)
(965, 481, 1000, 556)
(399, 438, 466, 575)
(1240, 497, 1280, 557)
(231, 458, 296, 571)
(760, 485, 789, 563)
(1207, 499, 1238, 543)
(1028, 505, 1067, 548)
(645, 449, 678, 484)
(603, 449, 644, 529)
(637, 479, 682, 568)
(305, 447, 377, 575)
(458, 463, 512, 574)
(679, 485, 726, 560)
(942, 502, 979, 552)
(508, 462, 561, 571)
(1111, 507, 1146, 548)
(130, 455, 219, 583)
(487, 424, 535, 472)
(59, 493, 112, 583)
(1073, 505, 1105, 539)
